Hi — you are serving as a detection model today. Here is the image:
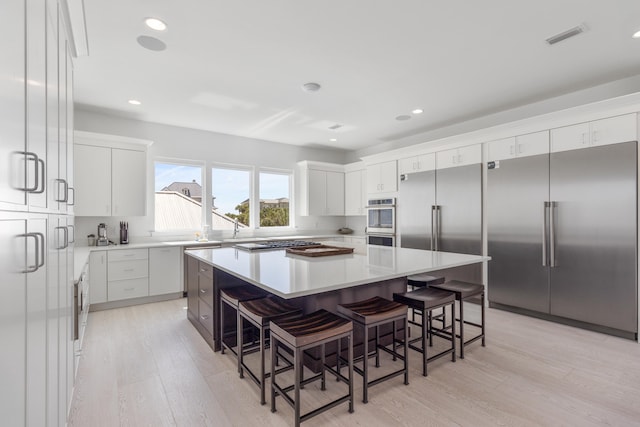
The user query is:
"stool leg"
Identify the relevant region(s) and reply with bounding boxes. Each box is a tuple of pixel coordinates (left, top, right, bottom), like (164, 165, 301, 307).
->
(270, 336, 277, 413)
(259, 324, 266, 405)
(459, 299, 465, 359)
(362, 325, 369, 404)
(238, 313, 244, 376)
(348, 332, 354, 414)
(391, 321, 397, 362)
(375, 325, 380, 367)
(321, 343, 326, 391)
(294, 348, 301, 427)
(422, 308, 428, 376)
(481, 291, 486, 347)
(428, 311, 433, 347)
(336, 337, 341, 381)
(220, 300, 225, 355)
(403, 316, 409, 385)
(451, 302, 456, 362)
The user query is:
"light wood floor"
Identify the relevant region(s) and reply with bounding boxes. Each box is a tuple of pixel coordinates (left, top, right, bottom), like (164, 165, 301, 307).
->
(69, 298, 640, 427)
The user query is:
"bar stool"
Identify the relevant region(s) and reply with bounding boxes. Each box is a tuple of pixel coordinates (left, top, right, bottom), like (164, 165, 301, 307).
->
(406, 274, 445, 323)
(429, 280, 485, 359)
(393, 287, 456, 376)
(270, 309, 354, 427)
(220, 285, 270, 369)
(336, 296, 408, 403)
(238, 296, 302, 405)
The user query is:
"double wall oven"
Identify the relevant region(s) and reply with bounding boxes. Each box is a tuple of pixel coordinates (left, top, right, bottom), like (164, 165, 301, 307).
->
(366, 198, 396, 246)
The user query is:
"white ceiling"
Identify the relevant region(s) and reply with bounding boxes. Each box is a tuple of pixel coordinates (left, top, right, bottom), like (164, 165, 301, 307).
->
(73, 0, 640, 152)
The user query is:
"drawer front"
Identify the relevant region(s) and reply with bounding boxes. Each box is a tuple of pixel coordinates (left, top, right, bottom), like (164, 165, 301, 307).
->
(198, 273, 214, 307)
(198, 299, 214, 336)
(108, 259, 149, 281)
(108, 248, 148, 262)
(108, 278, 149, 301)
(198, 261, 214, 280)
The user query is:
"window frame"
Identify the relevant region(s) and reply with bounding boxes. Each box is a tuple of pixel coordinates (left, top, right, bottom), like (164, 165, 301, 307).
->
(256, 167, 294, 230)
(210, 162, 254, 230)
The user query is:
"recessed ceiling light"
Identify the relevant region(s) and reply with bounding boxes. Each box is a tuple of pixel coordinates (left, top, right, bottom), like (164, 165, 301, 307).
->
(145, 17, 167, 31)
(412, 108, 424, 114)
(128, 99, 141, 105)
(329, 138, 337, 142)
(302, 82, 321, 92)
(137, 35, 167, 51)
(633, 30, 640, 39)
(395, 115, 411, 121)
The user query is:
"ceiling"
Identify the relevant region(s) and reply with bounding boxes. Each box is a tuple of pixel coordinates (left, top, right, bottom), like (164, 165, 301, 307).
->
(73, 0, 640, 152)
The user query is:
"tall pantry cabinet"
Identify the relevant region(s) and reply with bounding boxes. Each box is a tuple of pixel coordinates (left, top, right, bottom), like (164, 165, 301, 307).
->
(0, 1, 76, 426)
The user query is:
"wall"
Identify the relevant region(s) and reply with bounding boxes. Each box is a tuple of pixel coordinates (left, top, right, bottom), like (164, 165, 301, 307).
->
(74, 109, 351, 243)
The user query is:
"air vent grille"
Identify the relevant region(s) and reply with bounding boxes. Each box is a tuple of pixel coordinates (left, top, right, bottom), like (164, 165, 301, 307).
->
(328, 124, 343, 130)
(546, 25, 586, 45)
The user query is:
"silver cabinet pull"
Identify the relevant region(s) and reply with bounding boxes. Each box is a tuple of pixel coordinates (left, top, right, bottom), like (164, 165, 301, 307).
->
(21, 233, 39, 273)
(55, 226, 68, 249)
(16, 152, 45, 193)
(67, 225, 75, 243)
(542, 202, 549, 266)
(549, 201, 557, 267)
(435, 205, 441, 251)
(54, 178, 69, 203)
(430, 205, 436, 250)
(67, 187, 75, 205)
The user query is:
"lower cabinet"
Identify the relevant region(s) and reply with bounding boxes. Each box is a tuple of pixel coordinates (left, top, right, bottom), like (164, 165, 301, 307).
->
(149, 247, 181, 295)
(107, 249, 149, 302)
(185, 255, 216, 349)
(89, 251, 107, 303)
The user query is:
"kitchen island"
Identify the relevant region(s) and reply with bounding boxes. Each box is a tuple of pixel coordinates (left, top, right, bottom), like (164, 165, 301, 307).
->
(185, 244, 489, 352)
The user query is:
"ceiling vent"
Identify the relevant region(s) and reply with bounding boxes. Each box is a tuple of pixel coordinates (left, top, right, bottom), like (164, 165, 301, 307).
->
(546, 24, 586, 45)
(328, 124, 343, 130)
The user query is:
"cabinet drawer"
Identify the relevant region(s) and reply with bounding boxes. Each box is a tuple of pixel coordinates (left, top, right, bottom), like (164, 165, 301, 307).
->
(108, 259, 148, 281)
(108, 248, 148, 262)
(198, 272, 214, 307)
(198, 299, 214, 337)
(108, 278, 149, 301)
(198, 262, 214, 280)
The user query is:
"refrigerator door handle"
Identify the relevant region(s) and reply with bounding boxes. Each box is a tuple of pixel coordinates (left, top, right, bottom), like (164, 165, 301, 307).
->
(542, 202, 549, 266)
(435, 205, 441, 251)
(431, 205, 436, 250)
(549, 201, 557, 267)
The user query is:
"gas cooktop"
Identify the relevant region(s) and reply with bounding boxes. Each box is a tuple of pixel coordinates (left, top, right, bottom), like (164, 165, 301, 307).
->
(234, 240, 321, 251)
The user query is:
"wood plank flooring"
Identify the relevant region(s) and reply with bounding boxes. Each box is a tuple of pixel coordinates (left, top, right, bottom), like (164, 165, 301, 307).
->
(68, 298, 640, 426)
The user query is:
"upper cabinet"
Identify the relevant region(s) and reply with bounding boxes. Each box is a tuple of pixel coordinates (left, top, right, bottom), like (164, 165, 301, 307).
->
(344, 163, 366, 216)
(297, 161, 345, 216)
(487, 131, 549, 162)
(74, 132, 151, 216)
(436, 145, 482, 169)
(398, 153, 435, 175)
(366, 160, 397, 194)
(551, 113, 637, 153)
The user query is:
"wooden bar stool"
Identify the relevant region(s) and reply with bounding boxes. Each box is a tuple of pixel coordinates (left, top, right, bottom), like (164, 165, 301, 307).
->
(220, 285, 269, 370)
(406, 274, 445, 323)
(393, 287, 456, 376)
(270, 309, 354, 427)
(238, 296, 302, 405)
(429, 280, 485, 359)
(336, 296, 408, 403)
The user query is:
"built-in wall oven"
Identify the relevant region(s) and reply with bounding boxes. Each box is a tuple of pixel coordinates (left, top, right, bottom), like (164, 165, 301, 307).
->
(366, 198, 396, 246)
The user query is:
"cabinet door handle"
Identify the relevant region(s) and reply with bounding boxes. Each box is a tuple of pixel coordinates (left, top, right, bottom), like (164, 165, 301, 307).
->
(124, 287, 134, 292)
(123, 268, 134, 272)
(21, 233, 40, 273)
(67, 187, 75, 205)
(200, 315, 209, 320)
(16, 152, 45, 193)
(517, 144, 523, 154)
(67, 225, 75, 244)
(592, 130, 600, 143)
(200, 289, 206, 294)
(581, 132, 588, 144)
(54, 178, 69, 203)
(509, 145, 514, 155)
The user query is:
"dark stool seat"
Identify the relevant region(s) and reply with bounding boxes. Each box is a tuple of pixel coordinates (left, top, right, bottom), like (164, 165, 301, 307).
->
(220, 286, 270, 365)
(393, 288, 456, 376)
(238, 296, 301, 405)
(270, 310, 354, 427)
(406, 274, 445, 288)
(430, 280, 485, 359)
(337, 297, 409, 403)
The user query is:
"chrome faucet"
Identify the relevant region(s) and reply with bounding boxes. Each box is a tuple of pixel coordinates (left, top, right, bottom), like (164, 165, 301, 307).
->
(233, 218, 239, 239)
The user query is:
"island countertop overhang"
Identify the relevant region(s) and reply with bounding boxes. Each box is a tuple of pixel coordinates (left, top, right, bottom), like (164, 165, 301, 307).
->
(185, 245, 490, 299)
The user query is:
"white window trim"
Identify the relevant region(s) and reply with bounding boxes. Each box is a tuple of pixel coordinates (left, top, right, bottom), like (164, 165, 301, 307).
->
(210, 162, 255, 229)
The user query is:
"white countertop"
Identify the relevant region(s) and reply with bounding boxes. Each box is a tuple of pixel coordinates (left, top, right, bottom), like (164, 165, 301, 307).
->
(186, 244, 490, 299)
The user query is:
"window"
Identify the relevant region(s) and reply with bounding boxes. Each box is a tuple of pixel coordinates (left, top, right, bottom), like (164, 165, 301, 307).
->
(259, 171, 291, 227)
(155, 162, 203, 231)
(211, 166, 251, 230)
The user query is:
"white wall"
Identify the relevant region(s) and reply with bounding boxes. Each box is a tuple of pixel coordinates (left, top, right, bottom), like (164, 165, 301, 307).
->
(74, 109, 351, 243)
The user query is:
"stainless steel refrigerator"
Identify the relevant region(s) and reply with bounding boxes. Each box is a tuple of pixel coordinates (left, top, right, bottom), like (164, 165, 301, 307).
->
(398, 164, 482, 281)
(487, 141, 637, 338)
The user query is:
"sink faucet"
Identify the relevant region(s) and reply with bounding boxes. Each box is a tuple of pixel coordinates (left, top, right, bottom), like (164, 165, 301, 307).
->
(233, 218, 239, 239)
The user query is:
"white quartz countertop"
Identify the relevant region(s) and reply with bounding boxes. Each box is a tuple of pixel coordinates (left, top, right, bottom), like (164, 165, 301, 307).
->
(185, 245, 490, 299)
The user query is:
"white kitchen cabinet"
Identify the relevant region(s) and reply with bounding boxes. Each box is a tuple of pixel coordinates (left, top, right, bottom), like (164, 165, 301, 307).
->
(297, 161, 345, 216)
(398, 153, 435, 175)
(436, 144, 482, 169)
(487, 131, 549, 162)
(74, 132, 151, 217)
(149, 247, 181, 296)
(107, 249, 149, 302)
(551, 113, 637, 153)
(89, 251, 107, 304)
(366, 161, 397, 194)
(345, 169, 366, 216)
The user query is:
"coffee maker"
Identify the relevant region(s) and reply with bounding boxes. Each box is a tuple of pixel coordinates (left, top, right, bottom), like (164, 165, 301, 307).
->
(96, 223, 109, 246)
